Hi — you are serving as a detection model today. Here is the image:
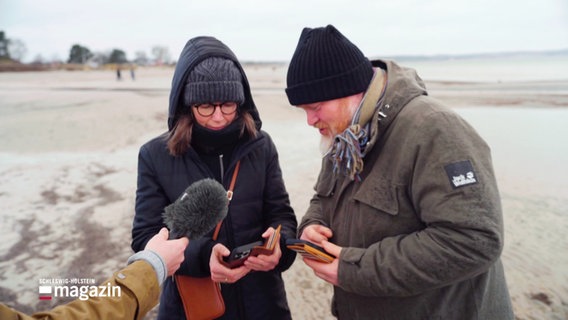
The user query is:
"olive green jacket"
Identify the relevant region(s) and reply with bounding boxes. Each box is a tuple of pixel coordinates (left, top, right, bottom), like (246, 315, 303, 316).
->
(299, 60, 514, 319)
(0, 261, 159, 320)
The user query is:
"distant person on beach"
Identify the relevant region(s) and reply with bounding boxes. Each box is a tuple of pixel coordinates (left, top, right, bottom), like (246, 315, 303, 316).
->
(285, 24, 514, 319)
(116, 67, 122, 81)
(0, 228, 188, 320)
(131, 36, 297, 319)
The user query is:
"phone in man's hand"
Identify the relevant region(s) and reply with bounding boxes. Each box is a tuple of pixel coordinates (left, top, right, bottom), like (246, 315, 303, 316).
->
(286, 238, 335, 263)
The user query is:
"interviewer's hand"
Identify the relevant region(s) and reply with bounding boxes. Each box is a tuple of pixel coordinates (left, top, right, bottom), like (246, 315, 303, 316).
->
(144, 228, 189, 277)
(245, 226, 282, 271)
(209, 243, 250, 284)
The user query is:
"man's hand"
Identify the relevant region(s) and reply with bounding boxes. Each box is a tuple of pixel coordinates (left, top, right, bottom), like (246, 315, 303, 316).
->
(144, 228, 189, 277)
(300, 224, 333, 246)
(302, 239, 342, 286)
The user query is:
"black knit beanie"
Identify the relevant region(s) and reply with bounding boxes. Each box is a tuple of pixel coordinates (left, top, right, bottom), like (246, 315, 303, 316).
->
(285, 25, 374, 106)
(184, 57, 245, 106)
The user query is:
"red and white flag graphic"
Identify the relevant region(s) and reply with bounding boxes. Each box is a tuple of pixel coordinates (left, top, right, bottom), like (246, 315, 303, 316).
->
(39, 286, 52, 300)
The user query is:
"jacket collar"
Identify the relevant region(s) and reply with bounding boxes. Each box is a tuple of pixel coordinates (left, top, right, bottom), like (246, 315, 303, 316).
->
(364, 59, 428, 152)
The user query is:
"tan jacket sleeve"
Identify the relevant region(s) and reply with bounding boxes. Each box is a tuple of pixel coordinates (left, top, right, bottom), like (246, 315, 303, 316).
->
(0, 261, 160, 320)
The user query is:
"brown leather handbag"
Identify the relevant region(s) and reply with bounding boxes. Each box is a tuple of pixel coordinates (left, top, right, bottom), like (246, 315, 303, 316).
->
(175, 161, 240, 320)
(175, 222, 224, 320)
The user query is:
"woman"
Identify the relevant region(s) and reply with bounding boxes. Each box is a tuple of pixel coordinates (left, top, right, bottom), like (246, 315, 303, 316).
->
(131, 36, 297, 319)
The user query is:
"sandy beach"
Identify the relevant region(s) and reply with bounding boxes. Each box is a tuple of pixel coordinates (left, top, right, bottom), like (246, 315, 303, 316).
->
(1, 61, 567, 319)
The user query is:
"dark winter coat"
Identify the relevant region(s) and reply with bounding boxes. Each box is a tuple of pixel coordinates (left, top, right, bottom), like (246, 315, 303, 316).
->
(299, 60, 514, 319)
(131, 36, 297, 320)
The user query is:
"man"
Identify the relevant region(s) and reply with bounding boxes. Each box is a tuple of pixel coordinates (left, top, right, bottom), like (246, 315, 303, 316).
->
(0, 228, 188, 320)
(286, 24, 514, 319)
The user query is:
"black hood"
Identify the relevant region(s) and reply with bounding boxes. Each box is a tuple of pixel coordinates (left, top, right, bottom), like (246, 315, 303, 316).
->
(167, 36, 261, 131)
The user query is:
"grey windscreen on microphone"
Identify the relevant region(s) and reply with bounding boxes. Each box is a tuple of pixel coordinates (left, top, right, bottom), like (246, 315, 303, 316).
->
(163, 178, 229, 240)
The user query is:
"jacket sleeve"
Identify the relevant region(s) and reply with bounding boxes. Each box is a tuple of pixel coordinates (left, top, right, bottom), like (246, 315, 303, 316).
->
(262, 133, 298, 272)
(339, 106, 505, 297)
(2, 261, 159, 320)
(131, 144, 169, 252)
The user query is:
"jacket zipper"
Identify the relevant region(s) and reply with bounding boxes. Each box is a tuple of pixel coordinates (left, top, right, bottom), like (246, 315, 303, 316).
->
(218, 153, 234, 249)
(219, 154, 225, 179)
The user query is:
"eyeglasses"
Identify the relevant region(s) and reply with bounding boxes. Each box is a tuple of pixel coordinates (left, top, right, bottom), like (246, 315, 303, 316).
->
(193, 102, 238, 117)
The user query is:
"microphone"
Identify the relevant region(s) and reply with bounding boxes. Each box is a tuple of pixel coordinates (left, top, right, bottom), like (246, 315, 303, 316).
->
(163, 178, 228, 240)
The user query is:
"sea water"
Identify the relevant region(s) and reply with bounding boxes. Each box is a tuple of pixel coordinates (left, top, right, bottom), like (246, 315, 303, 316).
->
(403, 54, 568, 82)
(455, 107, 568, 197)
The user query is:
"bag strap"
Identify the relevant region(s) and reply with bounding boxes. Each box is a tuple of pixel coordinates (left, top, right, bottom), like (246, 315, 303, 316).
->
(226, 160, 241, 202)
(212, 160, 241, 241)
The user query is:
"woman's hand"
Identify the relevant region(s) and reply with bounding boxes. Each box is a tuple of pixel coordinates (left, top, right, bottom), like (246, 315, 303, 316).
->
(244, 226, 282, 272)
(209, 243, 250, 283)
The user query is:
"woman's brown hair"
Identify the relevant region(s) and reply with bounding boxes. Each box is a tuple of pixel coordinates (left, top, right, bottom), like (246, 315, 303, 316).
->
(167, 110, 258, 156)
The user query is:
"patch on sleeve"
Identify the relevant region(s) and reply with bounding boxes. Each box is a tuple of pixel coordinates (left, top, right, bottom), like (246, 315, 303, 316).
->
(444, 160, 478, 189)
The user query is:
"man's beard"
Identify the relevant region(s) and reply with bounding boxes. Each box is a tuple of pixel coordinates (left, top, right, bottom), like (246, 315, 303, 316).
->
(317, 99, 358, 156)
(319, 134, 334, 156)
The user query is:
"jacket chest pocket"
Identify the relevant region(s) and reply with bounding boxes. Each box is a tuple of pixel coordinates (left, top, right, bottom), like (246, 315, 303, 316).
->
(353, 178, 399, 216)
(350, 179, 419, 243)
(314, 172, 338, 216)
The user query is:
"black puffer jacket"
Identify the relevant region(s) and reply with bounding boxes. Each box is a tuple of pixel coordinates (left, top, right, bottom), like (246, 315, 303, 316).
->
(131, 36, 297, 320)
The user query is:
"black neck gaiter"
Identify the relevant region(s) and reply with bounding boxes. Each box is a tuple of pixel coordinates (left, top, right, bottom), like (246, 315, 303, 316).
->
(191, 118, 244, 180)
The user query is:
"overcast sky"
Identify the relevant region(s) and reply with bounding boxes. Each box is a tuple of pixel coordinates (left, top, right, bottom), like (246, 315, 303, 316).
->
(1, 0, 567, 63)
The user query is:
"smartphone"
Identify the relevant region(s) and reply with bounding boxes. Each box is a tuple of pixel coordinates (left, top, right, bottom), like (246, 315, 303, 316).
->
(223, 241, 264, 268)
(222, 225, 282, 268)
(286, 239, 335, 263)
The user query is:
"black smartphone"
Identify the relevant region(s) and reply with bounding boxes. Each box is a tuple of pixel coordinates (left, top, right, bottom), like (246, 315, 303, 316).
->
(223, 241, 263, 268)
